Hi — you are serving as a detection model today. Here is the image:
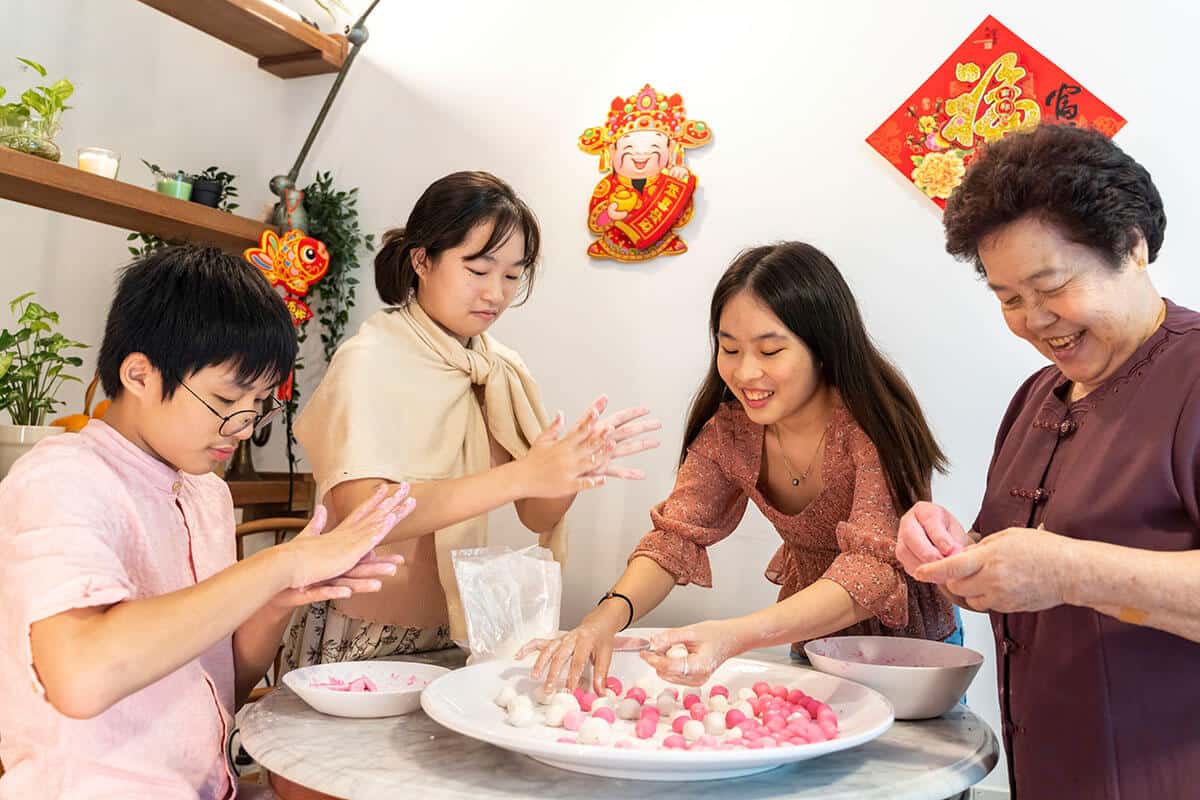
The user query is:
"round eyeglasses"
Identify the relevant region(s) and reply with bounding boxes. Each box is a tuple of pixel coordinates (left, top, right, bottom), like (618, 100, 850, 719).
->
(180, 382, 283, 437)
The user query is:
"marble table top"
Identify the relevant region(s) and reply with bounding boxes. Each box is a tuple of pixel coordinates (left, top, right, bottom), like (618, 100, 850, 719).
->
(240, 646, 997, 800)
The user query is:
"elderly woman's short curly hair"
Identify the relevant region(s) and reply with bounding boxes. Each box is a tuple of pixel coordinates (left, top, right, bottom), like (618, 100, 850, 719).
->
(943, 124, 1167, 276)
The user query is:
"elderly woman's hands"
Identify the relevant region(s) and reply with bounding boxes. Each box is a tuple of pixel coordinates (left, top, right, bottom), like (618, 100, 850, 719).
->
(915, 527, 1079, 614)
(896, 501, 975, 575)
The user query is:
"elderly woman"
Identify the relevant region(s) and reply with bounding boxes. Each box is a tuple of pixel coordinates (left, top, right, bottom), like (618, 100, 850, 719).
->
(898, 123, 1199, 800)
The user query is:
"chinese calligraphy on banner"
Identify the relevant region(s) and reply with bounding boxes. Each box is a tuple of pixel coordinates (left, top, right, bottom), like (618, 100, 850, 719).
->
(867, 15, 1126, 209)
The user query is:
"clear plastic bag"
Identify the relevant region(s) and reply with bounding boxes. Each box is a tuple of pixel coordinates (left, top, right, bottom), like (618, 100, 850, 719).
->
(451, 545, 561, 664)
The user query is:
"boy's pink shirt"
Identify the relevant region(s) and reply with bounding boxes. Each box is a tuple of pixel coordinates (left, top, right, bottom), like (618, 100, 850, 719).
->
(0, 420, 238, 799)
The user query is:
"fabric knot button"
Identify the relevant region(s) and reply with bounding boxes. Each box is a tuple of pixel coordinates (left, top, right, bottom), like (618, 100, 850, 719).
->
(1032, 488, 1048, 504)
(171, 481, 182, 494)
(1057, 419, 1077, 436)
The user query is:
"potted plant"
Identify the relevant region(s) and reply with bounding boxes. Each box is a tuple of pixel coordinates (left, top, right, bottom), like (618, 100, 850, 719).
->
(189, 166, 239, 209)
(0, 58, 74, 162)
(128, 166, 240, 258)
(0, 293, 88, 479)
(143, 159, 193, 200)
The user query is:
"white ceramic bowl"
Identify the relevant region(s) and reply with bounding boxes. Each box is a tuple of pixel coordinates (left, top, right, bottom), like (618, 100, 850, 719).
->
(283, 660, 450, 718)
(804, 636, 983, 720)
(420, 637, 895, 782)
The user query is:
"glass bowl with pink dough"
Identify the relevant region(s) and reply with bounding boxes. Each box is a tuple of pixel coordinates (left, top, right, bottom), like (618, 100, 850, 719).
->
(803, 636, 983, 720)
(283, 660, 450, 718)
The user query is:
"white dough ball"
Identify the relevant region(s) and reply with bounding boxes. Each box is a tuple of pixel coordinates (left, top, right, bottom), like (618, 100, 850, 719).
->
(605, 688, 618, 699)
(617, 697, 642, 720)
(703, 711, 727, 736)
(578, 716, 613, 745)
(734, 700, 755, 717)
(550, 692, 580, 712)
(736, 687, 757, 702)
(544, 705, 568, 727)
(708, 695, 730, 712)
(665, 644, 689, 660)
(725, 727, 743, 741)
(656, 693, 678, 715)
(682, 719, 705, 741)
(506, 704, 537, 727)
(531, 685, 554, 705)
(591, 695, 615, 711)
(494, 685, 518, 709)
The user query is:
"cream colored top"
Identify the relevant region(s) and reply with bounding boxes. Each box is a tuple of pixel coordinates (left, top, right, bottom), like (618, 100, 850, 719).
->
(295, 302, 566, 640)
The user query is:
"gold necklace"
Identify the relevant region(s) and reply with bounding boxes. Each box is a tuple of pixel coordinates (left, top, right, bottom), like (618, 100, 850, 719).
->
(773, 422, 829, 487)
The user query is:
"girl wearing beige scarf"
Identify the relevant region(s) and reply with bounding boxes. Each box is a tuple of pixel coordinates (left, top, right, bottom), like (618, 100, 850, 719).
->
(283, 173, 659, 668)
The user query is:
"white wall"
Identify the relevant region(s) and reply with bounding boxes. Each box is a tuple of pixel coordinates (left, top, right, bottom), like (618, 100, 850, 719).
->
(6, 1, 1200, 790)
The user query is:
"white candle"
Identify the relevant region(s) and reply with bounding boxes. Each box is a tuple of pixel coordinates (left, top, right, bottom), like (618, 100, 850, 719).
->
(77, 148, 120, 179)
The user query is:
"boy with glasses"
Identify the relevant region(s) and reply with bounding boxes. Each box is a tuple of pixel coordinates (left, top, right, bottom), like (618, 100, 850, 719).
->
(0, 245, 413, 799)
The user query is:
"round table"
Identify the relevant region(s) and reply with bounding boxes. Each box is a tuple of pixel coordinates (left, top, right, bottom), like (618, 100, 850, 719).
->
(241, 648, 998, 800)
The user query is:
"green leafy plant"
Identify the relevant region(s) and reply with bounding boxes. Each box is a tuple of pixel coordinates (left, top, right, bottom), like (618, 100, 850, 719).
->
(304, 170, 374, 364)
(0, 58, 74, 160)
(0, 293, 88, 427)
(263, 170, 373, 475)
(128, 162, 240, 257)
(193, 166, 240, 212)
(0, 58, 73, 127)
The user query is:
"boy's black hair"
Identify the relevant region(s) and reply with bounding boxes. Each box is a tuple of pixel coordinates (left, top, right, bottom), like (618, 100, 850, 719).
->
(98, 245, 298, 399)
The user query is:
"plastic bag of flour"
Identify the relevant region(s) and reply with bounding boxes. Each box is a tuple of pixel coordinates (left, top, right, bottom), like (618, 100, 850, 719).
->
(452, 545, 561, 664)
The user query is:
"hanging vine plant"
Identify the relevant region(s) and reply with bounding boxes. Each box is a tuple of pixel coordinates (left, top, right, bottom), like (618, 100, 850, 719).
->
(305, 170, 374, 366)
(264, 171, 374, 476)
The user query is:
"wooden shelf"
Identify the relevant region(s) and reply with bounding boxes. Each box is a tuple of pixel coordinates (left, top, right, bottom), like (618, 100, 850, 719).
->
(139, 0, 348, 79)
(0, 147, 270, 252)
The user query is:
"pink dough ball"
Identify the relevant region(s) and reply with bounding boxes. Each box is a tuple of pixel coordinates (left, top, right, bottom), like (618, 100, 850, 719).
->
(697, 734, 719, 747)
(759, 736, 779, 748)
(663, 734, 688, 749)
(577, 691, 598, 712)
(819, 719, 839, 739)
(770, 685, 788, 699)
(752, 681, 771, 697)
(725, 709, 747, 728)
(672, 714, 690, 734)
(635, 718, 657, 739)
(789, 735, 809, 746)
(626, 687, 647, 704)
(746, 738, 766, 749)
(683, 693, 702, 709)
(605, 677, 623, 696)
(787, 689, 805, 705)
(690, 705, 707, 721)
(737, 719, 760, 733)
(709, 684, 730, 698)
(805, 724, 828, 743)
(614, 739, 635, 749)
(562, 710, 586, 731)
(573, 687, 586, 703)
(765, 717, 787, 733)
(640, 705, 660, 722)
(790, 708, 812, 722)
(556, 736, 577, 744)
(592, 707, 616, 724)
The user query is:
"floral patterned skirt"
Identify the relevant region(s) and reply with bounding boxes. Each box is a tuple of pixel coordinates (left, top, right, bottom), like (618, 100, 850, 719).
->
(281, 600, 455, 673)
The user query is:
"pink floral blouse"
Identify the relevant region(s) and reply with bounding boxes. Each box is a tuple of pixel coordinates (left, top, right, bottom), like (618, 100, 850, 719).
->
(631, 400, 955, 644)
